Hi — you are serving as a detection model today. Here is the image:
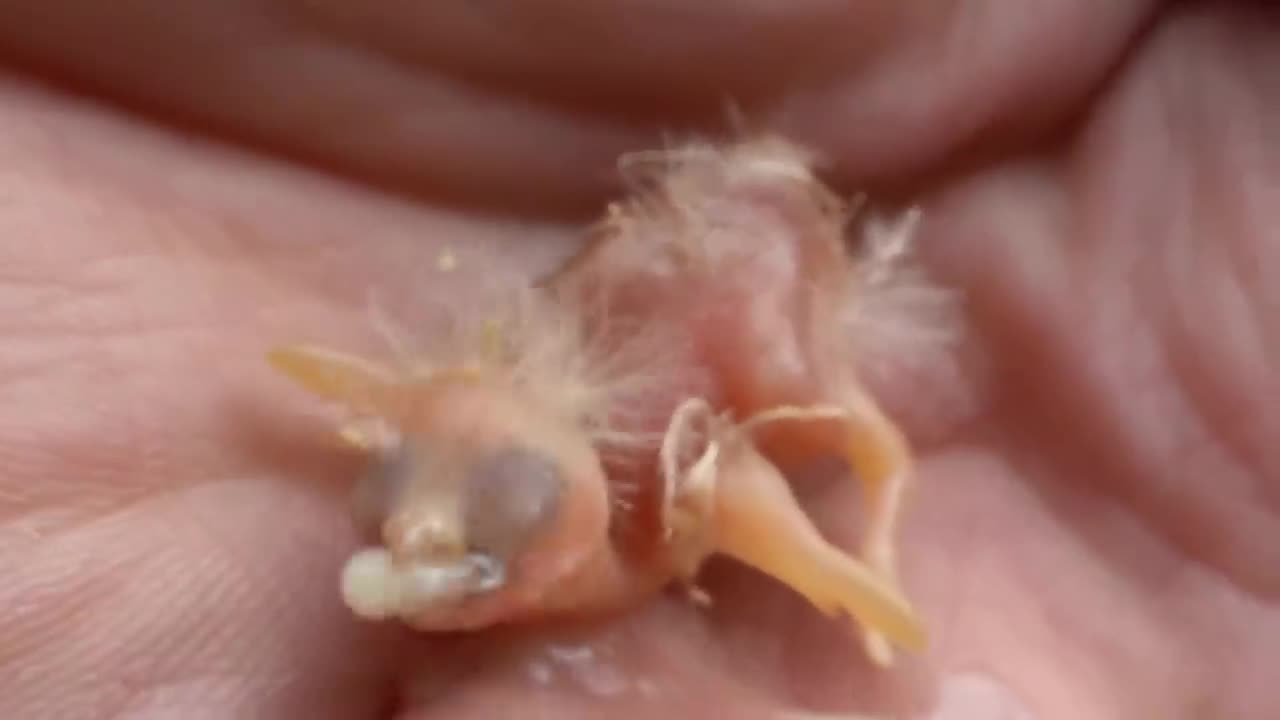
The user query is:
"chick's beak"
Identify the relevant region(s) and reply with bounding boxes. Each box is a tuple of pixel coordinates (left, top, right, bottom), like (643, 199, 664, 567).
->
(344, 467, 507, 621)
(341, 547, 505, 622)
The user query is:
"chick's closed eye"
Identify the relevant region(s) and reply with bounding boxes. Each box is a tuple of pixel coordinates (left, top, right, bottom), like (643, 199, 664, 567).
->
(351, 427, 567, 563)
(464, 447, 566, 562)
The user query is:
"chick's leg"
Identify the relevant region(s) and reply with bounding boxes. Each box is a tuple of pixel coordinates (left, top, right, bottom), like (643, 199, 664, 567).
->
(660, 402, 927, 656)
(266, 345, 403, 451)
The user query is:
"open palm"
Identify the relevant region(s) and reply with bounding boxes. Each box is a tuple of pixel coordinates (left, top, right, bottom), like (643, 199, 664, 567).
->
(1, 3, 1275, 719)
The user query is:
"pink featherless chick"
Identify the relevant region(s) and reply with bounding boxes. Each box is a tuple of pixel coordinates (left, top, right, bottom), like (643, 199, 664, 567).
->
(266, 134, 958, 667)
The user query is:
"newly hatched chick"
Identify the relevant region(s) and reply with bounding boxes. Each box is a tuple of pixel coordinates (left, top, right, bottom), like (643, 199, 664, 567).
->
(267, 134, 955, 665)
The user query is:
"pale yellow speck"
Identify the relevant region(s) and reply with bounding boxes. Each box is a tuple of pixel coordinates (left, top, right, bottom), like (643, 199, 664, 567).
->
(437, 248, 459, 272)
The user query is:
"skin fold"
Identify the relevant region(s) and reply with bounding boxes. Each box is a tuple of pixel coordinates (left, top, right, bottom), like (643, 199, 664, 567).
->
(0, 2, 1277, 719)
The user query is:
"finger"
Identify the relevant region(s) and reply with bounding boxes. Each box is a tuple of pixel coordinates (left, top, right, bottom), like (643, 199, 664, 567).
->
(915, 2, 1280, 599)
(0, 1, 1156, 214)
(0, 71, 552, 719)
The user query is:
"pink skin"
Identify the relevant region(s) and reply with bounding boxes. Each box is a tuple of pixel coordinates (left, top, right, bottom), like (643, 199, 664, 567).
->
(0, 3, 1277, 720)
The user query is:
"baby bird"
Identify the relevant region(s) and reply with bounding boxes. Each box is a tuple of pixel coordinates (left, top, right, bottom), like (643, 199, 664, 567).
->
(267, 135, 954, 666)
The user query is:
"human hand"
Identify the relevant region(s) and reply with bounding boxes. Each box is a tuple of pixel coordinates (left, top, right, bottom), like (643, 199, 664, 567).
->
(1, 3, 1275, 718)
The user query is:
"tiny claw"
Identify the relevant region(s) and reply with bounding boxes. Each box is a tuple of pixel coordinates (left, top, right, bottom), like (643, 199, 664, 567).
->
(335, 416, 401, 452)
(337, 422, 378, 450)
(837, 386, 918, 666)
(267, 344, 398, 413)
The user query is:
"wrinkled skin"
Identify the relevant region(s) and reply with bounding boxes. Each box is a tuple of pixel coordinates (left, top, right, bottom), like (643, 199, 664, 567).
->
(1, 2, 1277, 719)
